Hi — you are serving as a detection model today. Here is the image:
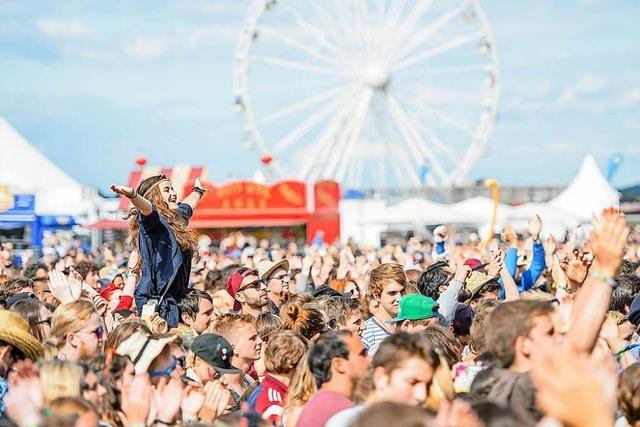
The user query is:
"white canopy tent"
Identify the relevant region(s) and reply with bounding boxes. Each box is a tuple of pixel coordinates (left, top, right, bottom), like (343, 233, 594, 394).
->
(0, 117, 87, 216)
(366, 198, 463, 225)
(550, 155, 620, 221)
(451, 196, 514, 224)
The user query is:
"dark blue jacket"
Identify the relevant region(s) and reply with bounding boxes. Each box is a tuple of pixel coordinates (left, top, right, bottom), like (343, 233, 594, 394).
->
(134, 203, 193, 328)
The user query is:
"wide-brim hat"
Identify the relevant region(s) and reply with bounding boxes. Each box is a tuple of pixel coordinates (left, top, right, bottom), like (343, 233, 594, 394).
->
(256, 259, 289, 280)
(116, 332, 178, 374)
(466, 272, 495, 299)
(0, 309, 44, 361)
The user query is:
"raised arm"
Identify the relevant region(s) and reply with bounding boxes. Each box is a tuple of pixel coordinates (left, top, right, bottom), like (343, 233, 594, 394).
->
(566, 208, 629, 355)
(181, 177, 207, 212)
(111, 184, 153, 216)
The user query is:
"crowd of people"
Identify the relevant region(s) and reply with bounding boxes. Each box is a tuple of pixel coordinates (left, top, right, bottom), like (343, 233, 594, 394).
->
(0, 173, 639, 427)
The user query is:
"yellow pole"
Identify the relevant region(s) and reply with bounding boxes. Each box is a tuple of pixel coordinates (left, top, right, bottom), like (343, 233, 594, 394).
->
(480, 179, 500, 250)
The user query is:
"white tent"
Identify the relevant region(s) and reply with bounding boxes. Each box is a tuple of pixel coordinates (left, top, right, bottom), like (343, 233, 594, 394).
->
(451, 196, 514, 224)
(367, 198, 460, 225)
(0, 117, 86, 216)
(549, 155, 620, 221)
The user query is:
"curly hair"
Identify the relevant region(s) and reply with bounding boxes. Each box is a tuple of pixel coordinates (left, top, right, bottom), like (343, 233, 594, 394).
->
(127, 175, 196, 269)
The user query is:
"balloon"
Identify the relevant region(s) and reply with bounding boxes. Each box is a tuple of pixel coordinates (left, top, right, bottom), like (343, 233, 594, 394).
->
(135, 157, 147, 167)
(261, 154, 273, 166)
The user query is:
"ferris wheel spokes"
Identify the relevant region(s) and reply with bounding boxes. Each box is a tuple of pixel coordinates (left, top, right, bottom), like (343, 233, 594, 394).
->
(334, 88, 374, 182)
(252, 55, 343, 77)
(395, 31, 486, 72)
(391, 0, 470, 64)
(273, 91, 351, 154)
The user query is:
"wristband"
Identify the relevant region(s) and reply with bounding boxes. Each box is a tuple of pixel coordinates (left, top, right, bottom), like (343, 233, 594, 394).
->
(126, 190, 138, 199)
(192, 187, 206, 197)
(593, 271, 617, 289)
(154, 420, 172, 426)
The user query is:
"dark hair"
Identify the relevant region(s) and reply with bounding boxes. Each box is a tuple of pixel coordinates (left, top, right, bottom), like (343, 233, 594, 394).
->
(374, 332, 439, 374)
(307, 331, 351, 387)
(179, 289, 213, 321)
(485, 300, 554, 368)
(471, 401, 518, 427)
(24, 263, 48, 280)
(610, 283, 636, 314)
(75, 261, 98, 281)
(204, 269, 224, 292)
(10, 299, 49, 342)
(220, 264, 241, 287)
(417, 261, 451, 300)
(619, 364, 640, 424)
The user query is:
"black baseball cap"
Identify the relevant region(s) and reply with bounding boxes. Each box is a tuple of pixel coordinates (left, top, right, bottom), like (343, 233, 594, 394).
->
(191, 333, 242, 375)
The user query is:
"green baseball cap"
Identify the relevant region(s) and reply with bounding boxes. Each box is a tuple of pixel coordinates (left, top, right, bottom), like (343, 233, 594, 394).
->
(387, 293, 439, 323)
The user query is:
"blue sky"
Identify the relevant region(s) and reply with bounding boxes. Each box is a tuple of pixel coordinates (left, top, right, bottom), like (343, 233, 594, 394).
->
(1, 0, 639, 190)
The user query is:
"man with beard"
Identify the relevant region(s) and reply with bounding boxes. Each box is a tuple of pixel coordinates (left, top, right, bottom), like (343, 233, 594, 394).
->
(226, 267, 269, 317)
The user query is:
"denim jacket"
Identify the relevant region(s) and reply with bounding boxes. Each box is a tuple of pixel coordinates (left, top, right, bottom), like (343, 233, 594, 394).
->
(134, 203, 193, 328)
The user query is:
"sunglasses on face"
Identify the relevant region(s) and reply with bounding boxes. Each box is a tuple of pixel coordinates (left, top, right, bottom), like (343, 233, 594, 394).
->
(78, 326, 104, 341)
(240, 279, 265, 291)
(149, 356, 177, 378)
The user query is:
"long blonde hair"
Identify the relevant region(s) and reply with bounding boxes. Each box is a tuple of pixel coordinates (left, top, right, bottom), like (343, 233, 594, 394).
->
(39, 360, 83, 404)
(284, 353, 317, 412)
(425, 356, 455, 412)
(127, 175, 197, 261)
(44, 299, 98, 359)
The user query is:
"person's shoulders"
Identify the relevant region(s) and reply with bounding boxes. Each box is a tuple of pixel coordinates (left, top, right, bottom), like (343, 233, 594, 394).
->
(177, 202, 193, 219)
(325, 405, 364, 427)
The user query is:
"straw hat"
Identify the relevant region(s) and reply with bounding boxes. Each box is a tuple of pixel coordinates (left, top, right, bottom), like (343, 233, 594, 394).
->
(465, 271, 495, 299)
(116, 332, 177, 374)
(0, 309, 44, 361)
(256, 259, 289, 280)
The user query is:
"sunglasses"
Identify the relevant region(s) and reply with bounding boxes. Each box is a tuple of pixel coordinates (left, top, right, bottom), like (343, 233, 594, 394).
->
(149, 356, 177, 378)
(78, 326, 104, 341)
(239, 279, 265, 291)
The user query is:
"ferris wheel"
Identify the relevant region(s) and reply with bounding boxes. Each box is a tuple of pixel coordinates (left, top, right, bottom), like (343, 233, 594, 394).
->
(233, 0, 499, 188)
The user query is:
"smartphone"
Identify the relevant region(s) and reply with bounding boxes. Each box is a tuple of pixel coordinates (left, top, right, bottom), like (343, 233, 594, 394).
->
(141, 299, 158, 321)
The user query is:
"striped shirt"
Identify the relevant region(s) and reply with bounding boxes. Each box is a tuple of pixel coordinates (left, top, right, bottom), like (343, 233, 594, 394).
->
(361, 316, 392, 355)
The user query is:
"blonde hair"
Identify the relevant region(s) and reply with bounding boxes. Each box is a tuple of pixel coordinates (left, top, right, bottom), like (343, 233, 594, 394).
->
(367, 263, 407, 300)
(425, 356, 454, 412)
(208, 313, 255, 342)
(45, 299, 98, 359)
(39, 360, 83, 404)
(127, 175, 196, 265)
(264, 331, 308, 374)
(284, 354, 317, 421)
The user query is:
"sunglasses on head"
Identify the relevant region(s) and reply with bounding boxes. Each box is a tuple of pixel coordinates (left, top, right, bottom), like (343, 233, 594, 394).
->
(149, 356, 177, 378)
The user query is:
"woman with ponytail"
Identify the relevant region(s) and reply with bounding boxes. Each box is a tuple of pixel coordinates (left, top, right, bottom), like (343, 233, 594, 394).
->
(111, 174, 206, 327)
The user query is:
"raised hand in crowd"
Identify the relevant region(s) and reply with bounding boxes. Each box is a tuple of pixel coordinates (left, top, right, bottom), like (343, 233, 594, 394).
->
(48, 269, 82, 304)
(121, 373, 154, 426)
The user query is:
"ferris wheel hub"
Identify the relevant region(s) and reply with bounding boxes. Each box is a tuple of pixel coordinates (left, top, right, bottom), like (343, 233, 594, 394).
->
(361, 62, 390, 90)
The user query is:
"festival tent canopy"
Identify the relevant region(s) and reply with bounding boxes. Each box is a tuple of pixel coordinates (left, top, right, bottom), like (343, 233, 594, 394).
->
(0, 117, 86, 216)
(366, 198, 462, 225)
(549, 155, 620, 221)
(451, 196, 514, 224)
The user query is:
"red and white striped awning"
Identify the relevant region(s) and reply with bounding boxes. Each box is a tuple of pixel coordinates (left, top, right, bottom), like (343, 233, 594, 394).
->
(118, 165, 206, 210)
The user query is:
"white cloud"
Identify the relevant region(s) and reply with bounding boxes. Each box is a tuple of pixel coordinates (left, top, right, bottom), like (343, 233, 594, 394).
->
(60, 46, 115, 62)
(35, 17, 90, 38)
(619, 88, 640, 106)
(124, 25, 237, 60)
(125, 36, 173, 60)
